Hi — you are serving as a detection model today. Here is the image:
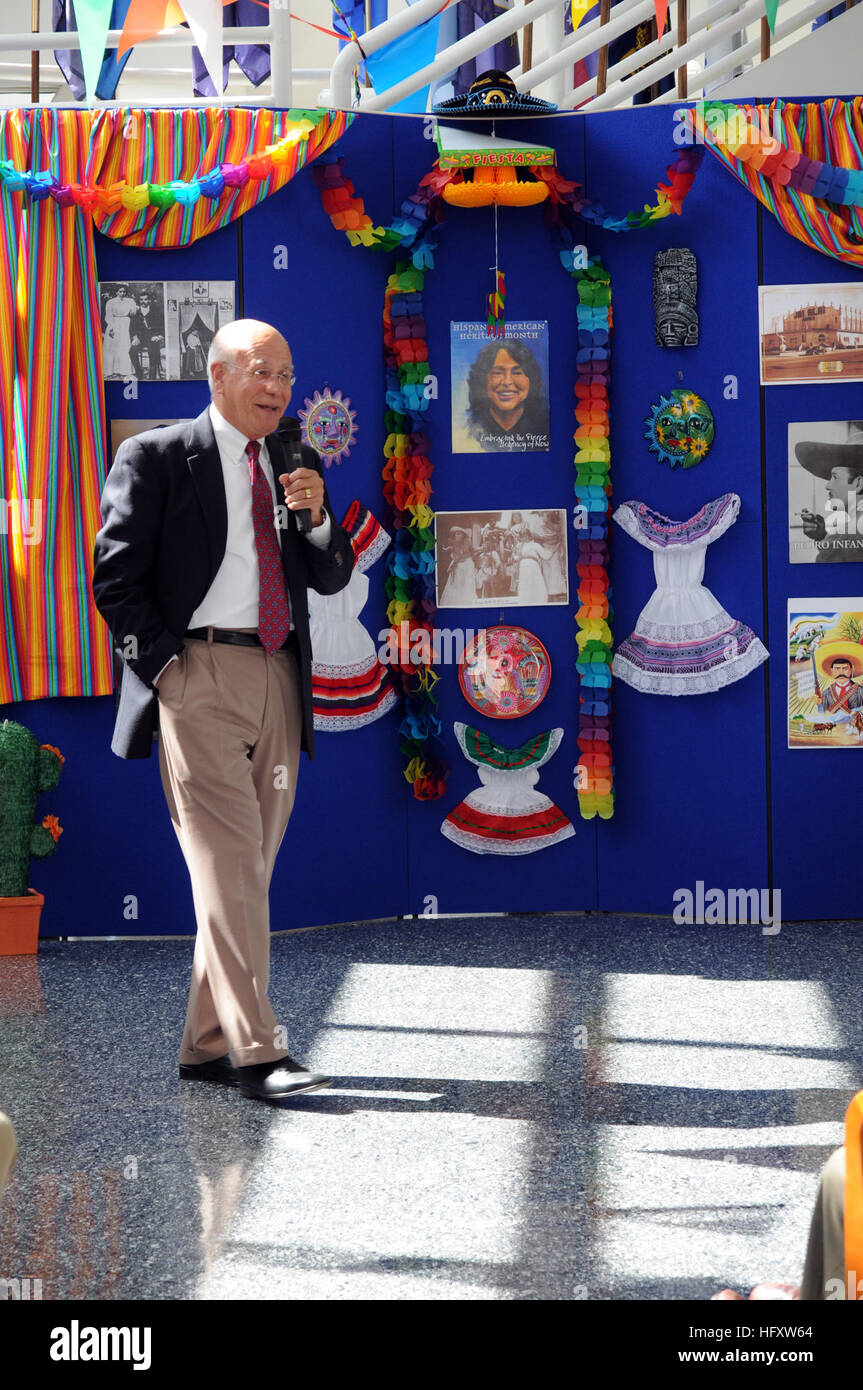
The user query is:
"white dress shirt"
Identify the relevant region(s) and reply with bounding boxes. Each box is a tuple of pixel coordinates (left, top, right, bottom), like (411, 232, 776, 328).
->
(153, 403, 331, 685)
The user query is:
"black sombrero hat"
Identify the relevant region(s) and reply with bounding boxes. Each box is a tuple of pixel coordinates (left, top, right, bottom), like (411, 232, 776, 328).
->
(796, 422, 863, 479)
(432, 69, 557, 116)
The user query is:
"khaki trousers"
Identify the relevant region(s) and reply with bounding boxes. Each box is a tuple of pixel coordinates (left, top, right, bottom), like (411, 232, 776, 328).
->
(156, 629, 302, 1067)
(0, 1111, 17, 1199)
(800, 1146, 846, 1300)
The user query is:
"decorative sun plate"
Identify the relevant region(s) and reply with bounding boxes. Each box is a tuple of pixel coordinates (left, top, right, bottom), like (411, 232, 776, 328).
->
(644, 388, 714, 470)
(459, 625, 552, 719)
(298, 387, 358, 466)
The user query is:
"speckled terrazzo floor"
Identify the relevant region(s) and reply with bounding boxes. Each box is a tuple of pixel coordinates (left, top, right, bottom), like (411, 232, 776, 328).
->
(0, 914, 860, 1301)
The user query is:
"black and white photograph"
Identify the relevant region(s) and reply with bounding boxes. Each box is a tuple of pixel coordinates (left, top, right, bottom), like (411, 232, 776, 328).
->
(435, 508, 568, 608)
(165, 280, 236, 381)
(99, 279, 235, 382)
(759, 282, 863, 385)
(99, 280, 166, 382)
(789, 420, 863, 563)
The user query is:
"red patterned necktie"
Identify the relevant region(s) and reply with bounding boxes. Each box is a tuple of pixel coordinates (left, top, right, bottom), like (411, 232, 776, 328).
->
(246, 440, 290, 653)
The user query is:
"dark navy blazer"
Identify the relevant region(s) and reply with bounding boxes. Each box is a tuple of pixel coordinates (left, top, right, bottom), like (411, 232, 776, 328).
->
(92, 409, 354, 759)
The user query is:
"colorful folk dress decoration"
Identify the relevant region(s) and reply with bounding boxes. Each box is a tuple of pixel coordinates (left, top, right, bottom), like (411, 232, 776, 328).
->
(308, 502, 398, 730)
(612, 492, 769, 695)
(441, 723, 575, 855)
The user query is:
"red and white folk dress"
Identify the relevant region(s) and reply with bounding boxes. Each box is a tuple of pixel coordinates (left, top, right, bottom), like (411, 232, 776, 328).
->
(441, 723, 575, 855)
(309, 502, 398, 731)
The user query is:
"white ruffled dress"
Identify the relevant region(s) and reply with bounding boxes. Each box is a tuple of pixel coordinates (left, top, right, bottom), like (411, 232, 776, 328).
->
(612, 492, 768, 695)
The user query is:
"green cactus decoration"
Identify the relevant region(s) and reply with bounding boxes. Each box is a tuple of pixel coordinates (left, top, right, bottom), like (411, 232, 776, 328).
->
(0, 719, 64, 898)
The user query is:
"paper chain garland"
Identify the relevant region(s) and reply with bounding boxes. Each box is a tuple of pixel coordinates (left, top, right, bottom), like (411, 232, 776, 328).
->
(537, 149, 705, 237)
(568, 259, 614, 820)
(543, 188, 617, 818)
(314, 155, 448, 801)
(7, 99, 863, 217)
(0, 109, 344, 210)
(314, 146, 705, 267)
(690, 102, 863, 207)
(380, 263, 448, 801)
(314, 144, 703, 810)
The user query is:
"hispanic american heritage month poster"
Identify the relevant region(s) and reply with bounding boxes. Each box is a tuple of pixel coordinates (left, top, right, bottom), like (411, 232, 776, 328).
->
(450, 321, 550, 454)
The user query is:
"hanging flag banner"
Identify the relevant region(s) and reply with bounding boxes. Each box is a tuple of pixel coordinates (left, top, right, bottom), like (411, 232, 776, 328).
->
(763, 0, 780, 32)
(71, 0, 115, 99)
(364, 9, 444, 113)
(180, 0, 226, 95)
(570, 0, 595, 32)
(117, 0, 185, 58)
(654, 0, 670, 42)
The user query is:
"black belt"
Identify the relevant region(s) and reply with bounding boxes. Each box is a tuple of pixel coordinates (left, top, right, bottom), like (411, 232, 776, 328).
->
(184, 627, 298, 652)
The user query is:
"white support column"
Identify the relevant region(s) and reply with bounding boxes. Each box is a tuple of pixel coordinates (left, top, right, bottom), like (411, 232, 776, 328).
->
(543, 1, 567, 106)
(270, 1, 293, 109)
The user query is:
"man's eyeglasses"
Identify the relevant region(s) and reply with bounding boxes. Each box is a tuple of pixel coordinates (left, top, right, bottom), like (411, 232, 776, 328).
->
(231, 365, 296, 388)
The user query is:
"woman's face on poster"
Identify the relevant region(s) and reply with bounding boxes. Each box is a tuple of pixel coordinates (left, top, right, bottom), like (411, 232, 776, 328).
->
(485, 348, 530, 413)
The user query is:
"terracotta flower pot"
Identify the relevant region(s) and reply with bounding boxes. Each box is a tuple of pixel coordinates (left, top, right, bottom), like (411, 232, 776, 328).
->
(0, 889, 44, 956)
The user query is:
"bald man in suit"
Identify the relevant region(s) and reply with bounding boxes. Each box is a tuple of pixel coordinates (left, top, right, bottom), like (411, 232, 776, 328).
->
(93, 320, 353, 1101)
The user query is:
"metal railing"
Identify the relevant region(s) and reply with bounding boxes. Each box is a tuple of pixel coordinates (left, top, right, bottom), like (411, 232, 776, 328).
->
(557, 0, 854, 107)
(0, 0, 859, 112)
(0, 2, 296, 106)
(325, 0, 861, 113)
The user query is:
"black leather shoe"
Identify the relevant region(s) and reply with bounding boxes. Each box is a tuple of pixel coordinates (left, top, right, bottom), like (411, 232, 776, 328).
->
(235, 1055, 333, 1101)
(178, 1055, 238, 1087)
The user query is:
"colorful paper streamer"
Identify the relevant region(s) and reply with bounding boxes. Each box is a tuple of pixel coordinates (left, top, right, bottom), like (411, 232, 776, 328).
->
(0, 108, 348, 219)
(486, 270, 506, 338)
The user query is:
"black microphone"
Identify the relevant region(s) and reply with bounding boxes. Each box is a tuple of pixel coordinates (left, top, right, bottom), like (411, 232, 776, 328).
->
(275, 415, 312, 535)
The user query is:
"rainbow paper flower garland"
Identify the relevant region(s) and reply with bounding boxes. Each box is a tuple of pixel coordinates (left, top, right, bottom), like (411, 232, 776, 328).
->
(314, 144, 704, 811)
(381, 263, 448, 802)
(536, 148, 705, 234)
(544, 191, 616, 819)
(0, 109, 349, 211)
(570, 259, 614, 820)
(314, 154, 449, 800)
(692, 102, 863, 206)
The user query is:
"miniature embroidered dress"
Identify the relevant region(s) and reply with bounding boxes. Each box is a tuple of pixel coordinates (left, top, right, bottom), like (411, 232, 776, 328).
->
(309, 502, 398, 730)
(441, 723, 575, 855)
(612, 492, 768, 695)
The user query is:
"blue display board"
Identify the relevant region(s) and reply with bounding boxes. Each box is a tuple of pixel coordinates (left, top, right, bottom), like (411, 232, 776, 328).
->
(761, 203, 863, 920)
(4, 106, 861, 934)
(587, 109, 770, 914)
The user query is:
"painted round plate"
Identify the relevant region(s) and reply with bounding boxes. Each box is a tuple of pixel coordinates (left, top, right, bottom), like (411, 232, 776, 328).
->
(459, 625, 551, 719)
(644, 388, 714, 469)
(298, 386, 357, 466)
